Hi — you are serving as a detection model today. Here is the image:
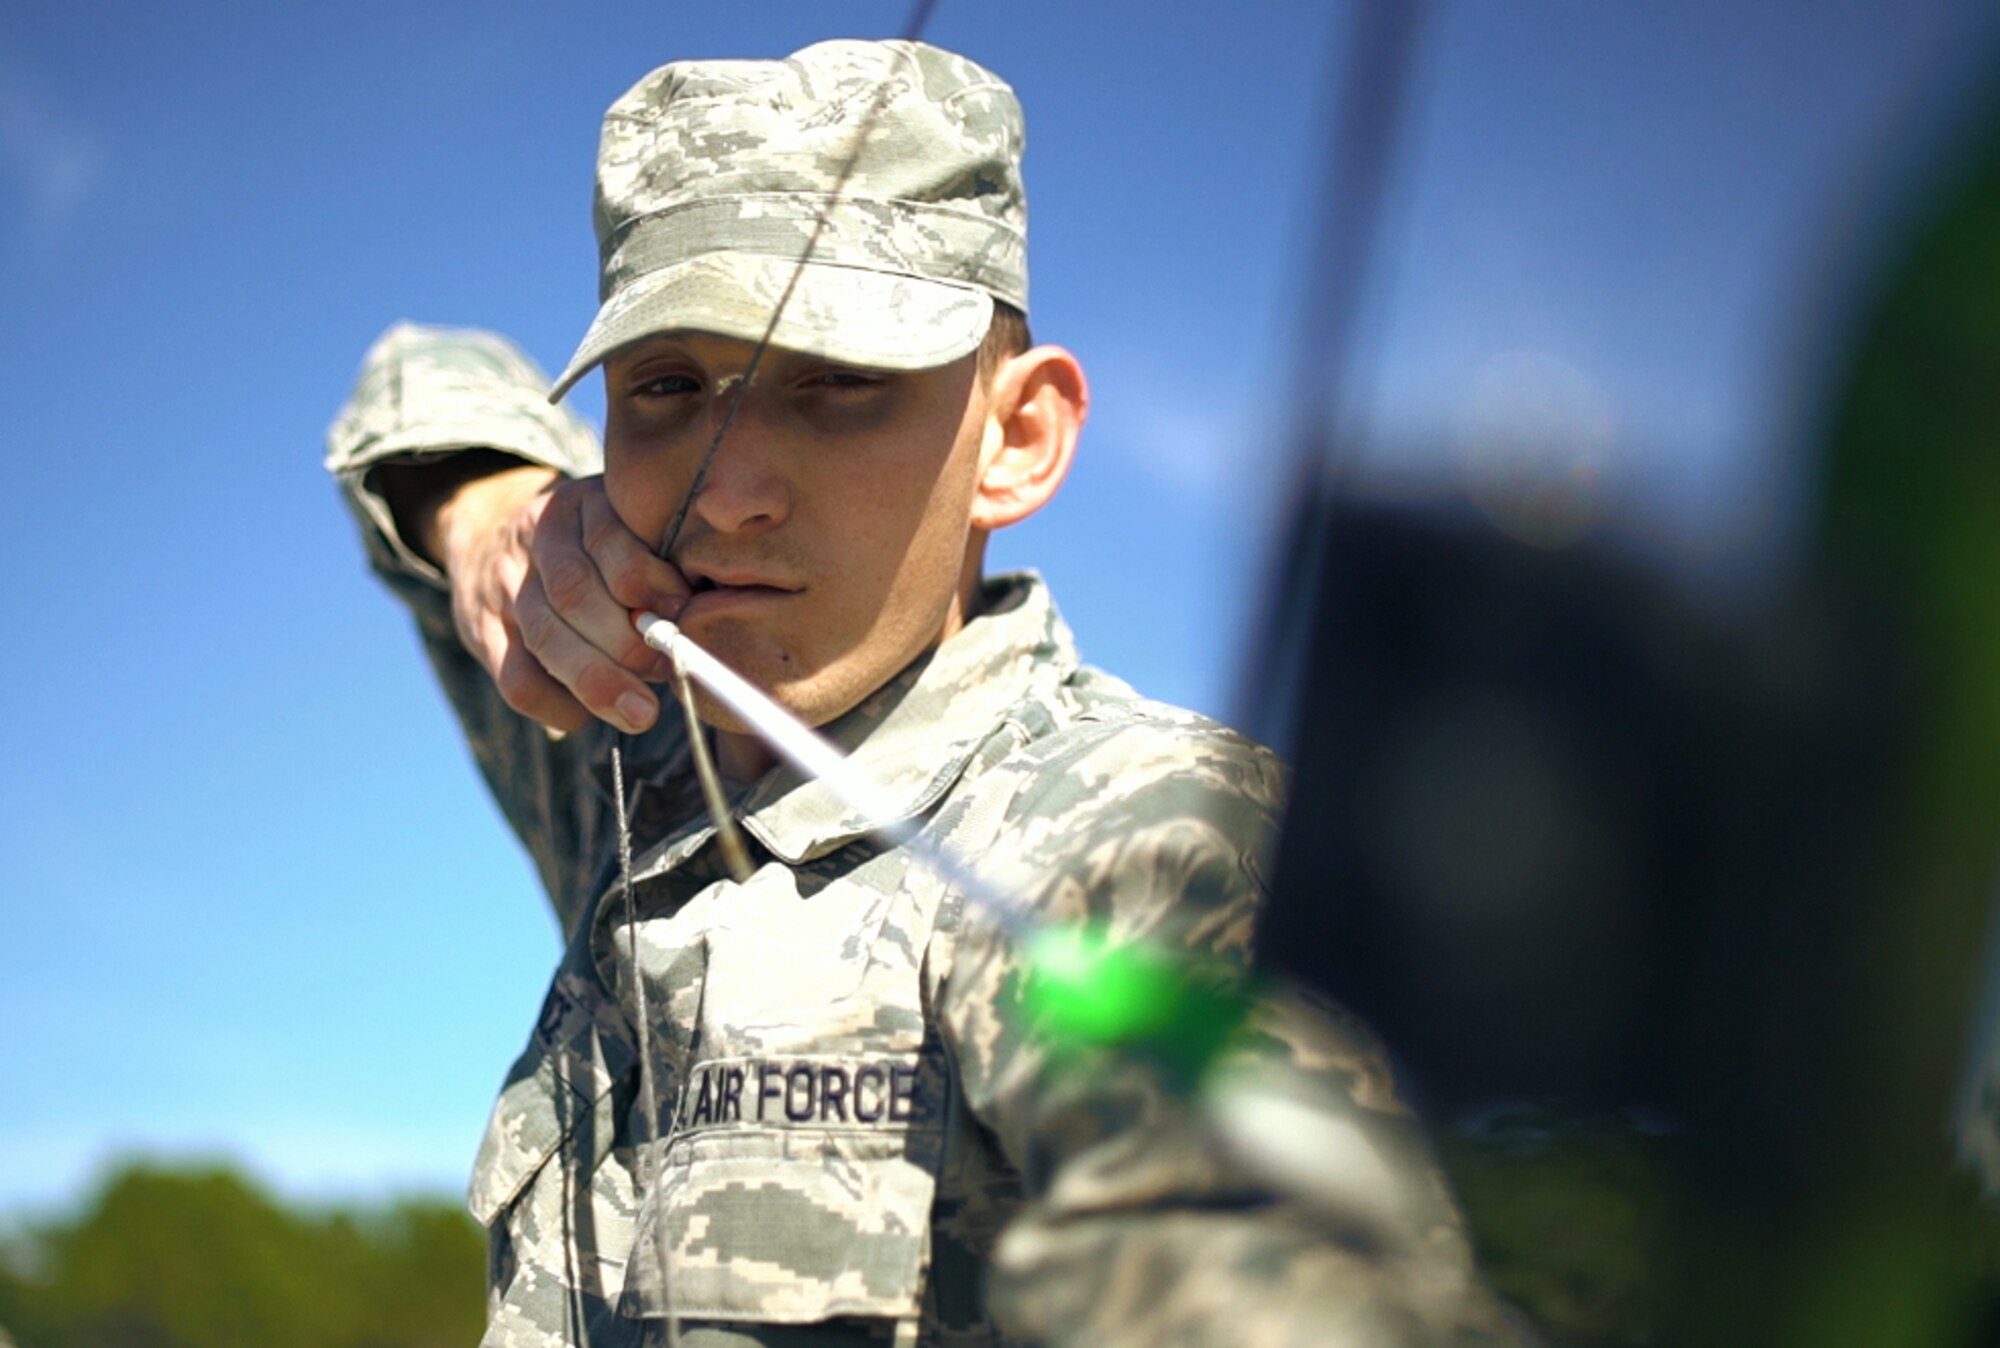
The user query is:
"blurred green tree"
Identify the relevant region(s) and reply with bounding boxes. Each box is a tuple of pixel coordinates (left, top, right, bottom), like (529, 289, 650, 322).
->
(0, 1161, 482, 1348)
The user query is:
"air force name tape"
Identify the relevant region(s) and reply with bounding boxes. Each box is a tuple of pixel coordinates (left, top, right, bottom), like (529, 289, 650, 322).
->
(673, 1055, 944, 1133)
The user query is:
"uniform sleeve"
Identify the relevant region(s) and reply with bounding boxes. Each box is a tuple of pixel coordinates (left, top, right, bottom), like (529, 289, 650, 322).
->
(935, 720, 1526, 1347)
(323, 322, 633, 936)
(325, 322, 604, 587)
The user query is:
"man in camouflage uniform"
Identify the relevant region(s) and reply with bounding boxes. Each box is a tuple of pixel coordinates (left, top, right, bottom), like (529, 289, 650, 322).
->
(327, 39, 1518, 1348)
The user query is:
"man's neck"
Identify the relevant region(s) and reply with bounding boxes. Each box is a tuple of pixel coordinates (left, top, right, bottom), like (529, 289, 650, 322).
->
(715, 729, 775, 784)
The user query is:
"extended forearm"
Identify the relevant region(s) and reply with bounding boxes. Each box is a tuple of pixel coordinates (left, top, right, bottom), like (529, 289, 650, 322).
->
(369, 450, 558, 573)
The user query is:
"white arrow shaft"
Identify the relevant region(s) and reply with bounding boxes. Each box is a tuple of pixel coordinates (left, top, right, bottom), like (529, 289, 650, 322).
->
(633, 611, 1017, 930)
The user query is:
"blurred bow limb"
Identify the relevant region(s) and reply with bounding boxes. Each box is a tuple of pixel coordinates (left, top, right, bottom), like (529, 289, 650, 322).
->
(1243, 6, 2000, 1343)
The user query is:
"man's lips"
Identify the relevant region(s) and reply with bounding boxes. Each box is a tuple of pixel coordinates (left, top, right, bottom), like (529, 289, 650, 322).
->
(684, 556, 800, 588)
(676, 567, 802, 622)
(684, 566, 799, 592)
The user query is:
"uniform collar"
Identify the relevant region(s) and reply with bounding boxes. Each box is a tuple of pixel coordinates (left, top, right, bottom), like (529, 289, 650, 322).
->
(628, 571, 1074, 882)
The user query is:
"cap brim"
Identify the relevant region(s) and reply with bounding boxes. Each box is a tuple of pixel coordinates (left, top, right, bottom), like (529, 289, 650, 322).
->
(548, 251, 995, 402)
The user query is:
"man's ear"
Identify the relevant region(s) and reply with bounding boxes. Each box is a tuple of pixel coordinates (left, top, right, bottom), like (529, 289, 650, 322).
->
(971, 345, 1088, 531)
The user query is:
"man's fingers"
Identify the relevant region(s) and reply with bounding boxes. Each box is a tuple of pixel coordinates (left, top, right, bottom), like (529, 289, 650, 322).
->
(535, 547, 665, 679)
(535, 491, 677, 680)
(494, 639, 591, 734)
(469, 610, 514, 683)
(516, 570, 661, 734)
(580, 487, 691, 617)
(442, 472, 675, 731)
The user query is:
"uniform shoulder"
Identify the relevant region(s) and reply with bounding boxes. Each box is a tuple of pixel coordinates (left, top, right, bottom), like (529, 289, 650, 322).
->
(1011, 667, 1286, 810)
(974, 673, 1286, 923)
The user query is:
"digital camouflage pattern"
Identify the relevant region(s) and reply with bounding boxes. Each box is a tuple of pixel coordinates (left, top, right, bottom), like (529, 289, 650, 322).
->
(326, 323, 604, 588)
(550, 40, 1028, 399)
(328, 326, 1526, 1346)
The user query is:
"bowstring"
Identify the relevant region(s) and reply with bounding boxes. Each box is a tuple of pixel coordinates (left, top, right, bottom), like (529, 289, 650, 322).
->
(1236, 0, 1430, 750)
(610, 5, 942, 1338)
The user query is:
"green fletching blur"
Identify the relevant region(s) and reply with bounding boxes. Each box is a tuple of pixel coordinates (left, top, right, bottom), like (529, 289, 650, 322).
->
(1024, 926, 1257, 1086)
(1026, 927, 1178, 1041)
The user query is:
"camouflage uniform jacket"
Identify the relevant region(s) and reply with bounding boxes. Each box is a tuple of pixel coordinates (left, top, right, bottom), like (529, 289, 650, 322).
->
(327, 326, 1521, 1348)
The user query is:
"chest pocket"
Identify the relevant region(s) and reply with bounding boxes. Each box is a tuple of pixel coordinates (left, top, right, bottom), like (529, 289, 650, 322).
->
(618, 843, 953, 1324)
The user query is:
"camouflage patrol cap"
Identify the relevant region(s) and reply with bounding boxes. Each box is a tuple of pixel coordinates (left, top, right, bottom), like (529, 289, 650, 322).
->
(549, 39, 1028, 401)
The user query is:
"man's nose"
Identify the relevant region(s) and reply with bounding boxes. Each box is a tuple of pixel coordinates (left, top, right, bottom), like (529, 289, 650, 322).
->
(690, 382, 790, 535)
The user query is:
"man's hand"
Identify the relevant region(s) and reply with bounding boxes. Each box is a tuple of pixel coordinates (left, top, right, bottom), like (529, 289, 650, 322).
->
(420, 466, 689, 735)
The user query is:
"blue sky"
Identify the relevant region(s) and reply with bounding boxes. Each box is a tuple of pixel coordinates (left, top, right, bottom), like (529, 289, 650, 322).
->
(1, 1, 1994, 1215)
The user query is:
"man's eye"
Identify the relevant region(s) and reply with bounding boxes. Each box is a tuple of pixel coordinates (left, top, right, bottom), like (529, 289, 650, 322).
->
(633, 373, 700, 397)
(805, 371, 883, 391)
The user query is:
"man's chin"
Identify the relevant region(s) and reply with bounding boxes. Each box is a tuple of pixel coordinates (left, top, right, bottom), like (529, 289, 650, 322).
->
(679, 656, 843, 737)
(669, 620, 910, 747)
(675, 619, 798, 693)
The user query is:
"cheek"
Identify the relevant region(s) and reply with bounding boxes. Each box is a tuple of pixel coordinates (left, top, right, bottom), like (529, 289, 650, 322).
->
(603, 440, 683, 546)
(868, 459, 981, 627)
(860, 448, 974, 567)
